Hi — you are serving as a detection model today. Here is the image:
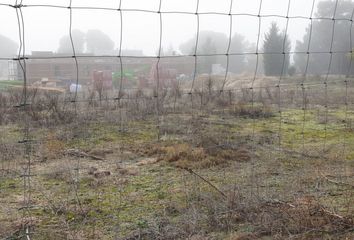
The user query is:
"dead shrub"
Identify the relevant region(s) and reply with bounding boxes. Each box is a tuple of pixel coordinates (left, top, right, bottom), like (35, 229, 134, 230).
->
(256, 197, 354, 236)
(41, 132, 65, 160)
(118, 167, 139, 176)
(161, 144, 212, 169)
(229, 233, 259, 240)
(93, 171, 111, 179)
(148, 143, 251, 169)
(232, 103, 274, 119)
(0, 143, 21, 162)
(161, 188, 354, 239)
(42, 163, 72, 182)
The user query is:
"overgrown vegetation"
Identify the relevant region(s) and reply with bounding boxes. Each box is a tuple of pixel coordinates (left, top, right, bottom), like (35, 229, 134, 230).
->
(0, 78, 354, 239)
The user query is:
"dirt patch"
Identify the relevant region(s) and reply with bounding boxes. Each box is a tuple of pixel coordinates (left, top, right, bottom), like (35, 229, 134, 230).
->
(136, 157, 159, 166)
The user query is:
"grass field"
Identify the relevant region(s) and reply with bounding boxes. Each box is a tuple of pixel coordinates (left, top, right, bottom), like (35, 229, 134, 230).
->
(0, 80, 23, 91)
(0, 99, 354, 239)
(0, 75, 353, 239)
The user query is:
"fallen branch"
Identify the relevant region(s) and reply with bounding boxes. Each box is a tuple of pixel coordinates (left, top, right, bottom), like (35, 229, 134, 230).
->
(261, 145, 330, 160)
(264, 198, 296, 208)
(320, 207, 354, 229)
(177, 166, 227, 199)
(26, 227, 31, 240)
(320, 173, 354, 189)
(63, 149, 104, 161)
(320, 207, 346, 221)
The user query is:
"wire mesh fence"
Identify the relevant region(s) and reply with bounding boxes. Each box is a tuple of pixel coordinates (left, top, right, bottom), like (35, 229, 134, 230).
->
(0, 0, 354, 239)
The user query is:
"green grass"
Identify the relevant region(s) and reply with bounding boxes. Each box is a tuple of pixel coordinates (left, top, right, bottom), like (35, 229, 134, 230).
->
(66, 120, 157, 149)
(0, 106, 353, 239)
(0, 80, 23, 90)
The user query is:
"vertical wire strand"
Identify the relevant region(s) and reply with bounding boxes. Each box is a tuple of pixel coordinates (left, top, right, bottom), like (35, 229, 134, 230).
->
(15, 1, 33, 238)
(275, 0, 292, 202)
(118, 1, 125, 133)
(69, 1, 79, 103)
(114, 0, 124, 235)
(117, 0, 124, 103)
(156, 0, 163, 141)
(301, 0, 316, 156)
(221, 0, 234, 93)
(68, 0, 84, 215)
(155, 0, 165, 219)
(323, 0, 339, 153)
(250, 0, 263, 200)
(297, 0, 317, 203)
(342, 5, 354, 190)
(189, 0, 200, 110)
(340, 4, 354, 217)
(277, 0, 292, 151)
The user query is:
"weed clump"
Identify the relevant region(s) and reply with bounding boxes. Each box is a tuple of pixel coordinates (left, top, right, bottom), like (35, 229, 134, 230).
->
(232, 103, 274, 119)
(146, 143, 251, 169)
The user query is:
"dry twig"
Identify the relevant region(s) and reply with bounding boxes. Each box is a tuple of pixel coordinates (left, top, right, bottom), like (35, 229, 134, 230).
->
(177, 166, 227, 199)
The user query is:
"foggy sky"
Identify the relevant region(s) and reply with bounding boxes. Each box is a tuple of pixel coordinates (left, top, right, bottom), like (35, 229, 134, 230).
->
(0, 0, 344, 56)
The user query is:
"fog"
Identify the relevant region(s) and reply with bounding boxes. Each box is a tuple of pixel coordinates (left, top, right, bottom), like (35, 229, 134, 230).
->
(0, 0, 326, 56)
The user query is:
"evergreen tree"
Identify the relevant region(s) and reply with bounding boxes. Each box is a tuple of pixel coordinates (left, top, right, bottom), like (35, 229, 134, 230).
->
(294, 0, 353, 75)
(263, 22, 291, 76)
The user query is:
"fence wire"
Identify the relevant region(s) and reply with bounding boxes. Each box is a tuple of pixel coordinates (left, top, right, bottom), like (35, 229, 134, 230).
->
(0, 0, 354, 239)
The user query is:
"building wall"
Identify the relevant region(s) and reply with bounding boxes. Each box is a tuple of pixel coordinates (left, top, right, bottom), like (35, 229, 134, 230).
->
(17, 52, 196, 87)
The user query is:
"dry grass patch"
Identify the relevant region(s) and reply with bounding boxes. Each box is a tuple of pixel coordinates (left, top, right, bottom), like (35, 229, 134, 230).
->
(142, 143, 252, 169)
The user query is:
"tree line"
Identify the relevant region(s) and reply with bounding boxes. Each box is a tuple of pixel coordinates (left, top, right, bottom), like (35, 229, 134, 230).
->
(57, 29, 114, 55)
(0, 0, 353, 77)
(178, 0, 354, 76)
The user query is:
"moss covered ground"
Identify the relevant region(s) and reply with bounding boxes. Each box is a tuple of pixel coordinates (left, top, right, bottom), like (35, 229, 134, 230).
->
(0, 106, 353, 239)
